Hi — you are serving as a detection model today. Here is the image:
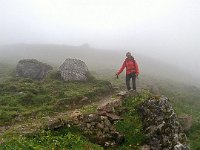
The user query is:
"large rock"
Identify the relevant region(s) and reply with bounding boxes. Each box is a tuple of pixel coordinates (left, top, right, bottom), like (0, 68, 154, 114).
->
(16, 59, 53, 80)
(139, 97, 190, 150)
(59, 58, 89, 81)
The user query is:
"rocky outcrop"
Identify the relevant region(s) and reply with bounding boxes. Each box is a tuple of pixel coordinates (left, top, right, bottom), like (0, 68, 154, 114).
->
(70, 111, 124, 147)
(69, 95, 126, 148)
(59, 58, 89, 81)
(44, 91, 190, 149)
(45, 92, 128, 148)
(139, 97, 190, 150)
(16, 59, 53, 80)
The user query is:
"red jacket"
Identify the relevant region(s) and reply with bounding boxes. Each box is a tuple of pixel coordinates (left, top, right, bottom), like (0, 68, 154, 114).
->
(117, 58, 139, 75)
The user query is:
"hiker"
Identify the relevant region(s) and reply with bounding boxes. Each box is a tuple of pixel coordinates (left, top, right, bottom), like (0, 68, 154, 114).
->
(116, 52, 139, 91)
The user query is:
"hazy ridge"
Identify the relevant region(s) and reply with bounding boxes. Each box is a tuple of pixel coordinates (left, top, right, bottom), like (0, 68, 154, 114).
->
(0, 44, 199, 87)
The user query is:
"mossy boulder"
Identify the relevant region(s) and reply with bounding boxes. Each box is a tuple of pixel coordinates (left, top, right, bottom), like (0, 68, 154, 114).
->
(16, 59, 53, 80)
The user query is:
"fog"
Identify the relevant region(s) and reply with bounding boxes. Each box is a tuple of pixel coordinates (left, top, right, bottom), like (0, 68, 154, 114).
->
(0, 0, 200, 80)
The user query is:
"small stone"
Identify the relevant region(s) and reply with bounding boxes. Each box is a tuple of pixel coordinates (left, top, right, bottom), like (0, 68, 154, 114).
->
(88, 114, 99, 122)
(141, 145, 150, 150)
(46, 118, 64, 130)
(98, 104, 113, 113)
(106, 113, 121, 122)
(103, 127, 110, 133)
(96, 123, 104, 129)
(100, 116, 107, 121)
(117, 91, 127, 97)
(104, 118, 112, 127)
(80, 97, 89, 102)
(174, 142, 184, 150)
(86, 123, 91, 129)
(96, 131, 103, 137)
(70, 110, 83, 120)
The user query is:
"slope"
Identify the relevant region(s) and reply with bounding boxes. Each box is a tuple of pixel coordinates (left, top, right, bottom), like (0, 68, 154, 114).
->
(0, 44, 199, 86)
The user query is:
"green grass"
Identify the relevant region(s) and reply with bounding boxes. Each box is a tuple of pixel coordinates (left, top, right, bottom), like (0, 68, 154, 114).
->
(189, 122, 200, 150)
(1, 64, 200, 149)
(0, 127, 103, 150)
(0, 90, 150, 150)
(0, 75, 112, 126)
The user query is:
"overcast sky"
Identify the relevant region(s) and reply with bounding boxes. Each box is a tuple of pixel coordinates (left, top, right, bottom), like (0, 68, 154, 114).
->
(0, 0, 200, 75)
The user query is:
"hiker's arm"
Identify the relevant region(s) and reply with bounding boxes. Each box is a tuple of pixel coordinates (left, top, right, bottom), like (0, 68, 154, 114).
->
(117, 61, 126, 76)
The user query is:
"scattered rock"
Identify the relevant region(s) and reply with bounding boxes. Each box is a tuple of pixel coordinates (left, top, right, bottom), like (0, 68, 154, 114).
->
(97, 98, 123, 113)
(104, 118, 112, 127)
(117, 91, 127, 97)
(96, 123, 104, 129)
(16, 59, 53, 80)
(70, 110, 83, 119)
(106, 113, 121, 122)
(59, 58, 89, 81)
(80, 96, 89, 103)
(80, 113, 124, 147)
(141, 145, 150, 150)
(87, 114, 99, 122)
(68, 99, 125, 148)
(98, 103, 113, 113)
(46, 118, 65, 130)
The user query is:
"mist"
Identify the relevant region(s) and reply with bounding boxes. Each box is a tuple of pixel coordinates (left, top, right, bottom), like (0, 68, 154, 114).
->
(0, 0, 200, 81)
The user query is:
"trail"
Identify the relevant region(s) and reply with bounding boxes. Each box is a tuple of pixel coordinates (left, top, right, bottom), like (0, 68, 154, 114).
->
(0, 91, 125, 137)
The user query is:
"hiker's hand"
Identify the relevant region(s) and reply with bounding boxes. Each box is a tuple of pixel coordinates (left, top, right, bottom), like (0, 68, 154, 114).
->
(116, 74, 119, 79)
(136, 74, 139, 79)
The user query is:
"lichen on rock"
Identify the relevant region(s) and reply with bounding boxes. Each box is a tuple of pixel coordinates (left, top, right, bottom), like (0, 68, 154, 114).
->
(59, 58, 90, 81)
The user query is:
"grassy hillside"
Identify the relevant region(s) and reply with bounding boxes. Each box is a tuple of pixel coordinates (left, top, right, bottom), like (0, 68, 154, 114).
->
(92, 68, 200, 149)
(0, 61, 148, 149)
(0, 89, 150, 150)
(0, 73, 112, 127)
(0, 51, 200, 149)
(1, 44, 199, 86)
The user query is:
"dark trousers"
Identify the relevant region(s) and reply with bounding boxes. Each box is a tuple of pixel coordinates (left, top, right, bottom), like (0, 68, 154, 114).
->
(126, 73, 136, 90)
